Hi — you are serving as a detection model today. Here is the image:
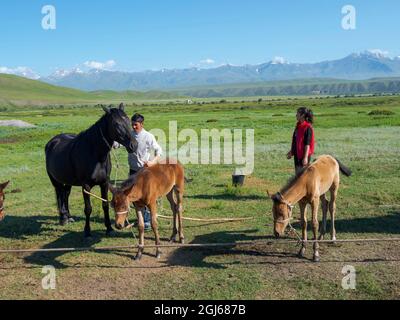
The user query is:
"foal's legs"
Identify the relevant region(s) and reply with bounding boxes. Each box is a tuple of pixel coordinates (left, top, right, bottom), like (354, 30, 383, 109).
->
(148, 200, 162, 259)
(166, 190, 178, 243)
(100, 182, 113, 235)
(135, 205, 145, 260)
(318, 194, 329, 240)
(311, 197, 320, 262)
(329, 185, 338, 241)
(82, 185, 93, 238)
(298, 199, 308, 258)
(174, 185, 185, 244)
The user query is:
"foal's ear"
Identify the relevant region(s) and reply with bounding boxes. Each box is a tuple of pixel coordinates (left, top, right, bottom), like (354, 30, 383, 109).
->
(102, 105, 111, 114)
(108, 183, 117, 195)
(267, 190, 275, 201)
(118, 103, 125, 111)
(0, 181, 10, 191)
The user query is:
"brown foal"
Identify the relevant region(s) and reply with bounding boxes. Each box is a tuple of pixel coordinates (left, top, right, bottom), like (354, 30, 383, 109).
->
(270, 155, 351, 262)
(109, 160, 185, 260)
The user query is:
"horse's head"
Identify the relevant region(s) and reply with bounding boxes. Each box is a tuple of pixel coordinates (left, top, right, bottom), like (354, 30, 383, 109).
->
(102, 103, 138, 153)
(0, 181, 10, 221)
(269, 191, 292, 238)
(109, 184, 130, 230)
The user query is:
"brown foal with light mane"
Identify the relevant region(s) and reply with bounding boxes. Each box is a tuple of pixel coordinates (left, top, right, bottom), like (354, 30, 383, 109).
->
(109, 160, 184, 260)
(270, 155, 351, 262)
(0, 181, 10, 221)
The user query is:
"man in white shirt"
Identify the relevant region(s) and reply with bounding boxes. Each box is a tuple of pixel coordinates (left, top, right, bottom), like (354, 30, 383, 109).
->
(128, 113, 162, 230)
(128, 113, 162, 176)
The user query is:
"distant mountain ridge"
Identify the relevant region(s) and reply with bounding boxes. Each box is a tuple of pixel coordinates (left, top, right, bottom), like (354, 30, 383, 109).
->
(172, 77, 400, 98)
(0, 74, 181, 106)
(41, 51, 400, 91)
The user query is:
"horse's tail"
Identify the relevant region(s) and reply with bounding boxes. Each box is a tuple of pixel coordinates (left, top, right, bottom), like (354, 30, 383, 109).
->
(335, 157, 352, 177)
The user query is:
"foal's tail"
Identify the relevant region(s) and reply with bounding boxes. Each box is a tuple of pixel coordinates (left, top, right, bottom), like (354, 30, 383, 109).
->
(334, 157, 352, 177)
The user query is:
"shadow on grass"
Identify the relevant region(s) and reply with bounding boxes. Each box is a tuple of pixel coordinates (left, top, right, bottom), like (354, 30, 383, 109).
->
(0, 214, 136, 268)
(3, 212, 400, 269)
(167, 229, 282, 269)
(286, 211, 400, 235)
(167, 212, 400, 269)
(22, 230, 137, 269)
(335, 211, 400, 234)
(0, 215, 53, 240)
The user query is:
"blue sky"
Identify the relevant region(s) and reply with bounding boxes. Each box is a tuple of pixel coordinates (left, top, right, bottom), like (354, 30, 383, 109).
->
(0, 0, 399, 76)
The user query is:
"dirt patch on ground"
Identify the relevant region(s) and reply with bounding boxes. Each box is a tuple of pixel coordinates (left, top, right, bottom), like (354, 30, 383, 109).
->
(0, 137, 20, 144)
(0, 247, 181, 299)
(0, 120, 36, 128)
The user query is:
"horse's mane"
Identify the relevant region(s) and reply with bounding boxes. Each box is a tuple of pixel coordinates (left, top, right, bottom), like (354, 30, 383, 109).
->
(75, 113, 107, 140)
(120, 174, 138, 191)
(280, 166, 308, 194)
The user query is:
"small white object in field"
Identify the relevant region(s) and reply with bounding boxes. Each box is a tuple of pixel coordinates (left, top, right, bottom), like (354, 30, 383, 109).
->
(0, 120, 36, 128)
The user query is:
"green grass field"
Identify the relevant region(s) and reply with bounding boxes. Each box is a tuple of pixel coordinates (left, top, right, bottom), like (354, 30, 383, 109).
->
(0, 95, 400, 299)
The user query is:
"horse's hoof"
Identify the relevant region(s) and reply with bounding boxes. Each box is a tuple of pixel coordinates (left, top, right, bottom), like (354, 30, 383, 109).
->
(59, 220, 69, 226)
(179, 238, 185, 244)
(297, 248, 305, 258)
(67, 217, 75, 223)
(156, 252, 161, 259)
(313, 255, 321, 263)
(169, 236, 177, 243)
(134, 253, 142, 261)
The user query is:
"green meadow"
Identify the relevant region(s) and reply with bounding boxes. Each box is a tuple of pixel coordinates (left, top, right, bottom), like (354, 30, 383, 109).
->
(0, 95, 400, 299)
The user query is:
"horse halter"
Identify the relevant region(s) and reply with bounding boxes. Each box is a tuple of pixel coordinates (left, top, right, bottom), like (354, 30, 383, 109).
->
(116, 210, 129, 215)
(273, 193, 294, 225)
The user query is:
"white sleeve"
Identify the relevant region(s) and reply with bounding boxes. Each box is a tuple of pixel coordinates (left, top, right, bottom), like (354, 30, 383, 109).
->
(112, 141, 122, 149)
(149, 133, 162, 157)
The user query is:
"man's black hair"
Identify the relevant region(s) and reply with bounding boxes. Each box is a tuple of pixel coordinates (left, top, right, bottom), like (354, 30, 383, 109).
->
(131, 113, 144, 123)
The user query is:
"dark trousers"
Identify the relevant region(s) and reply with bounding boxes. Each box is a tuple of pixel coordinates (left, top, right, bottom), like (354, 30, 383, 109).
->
(129, 169, 139, 176)
(294, 156, 311, 175)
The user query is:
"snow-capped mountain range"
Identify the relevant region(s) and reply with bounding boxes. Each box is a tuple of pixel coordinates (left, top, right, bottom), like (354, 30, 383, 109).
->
(3, 50, 400, 91)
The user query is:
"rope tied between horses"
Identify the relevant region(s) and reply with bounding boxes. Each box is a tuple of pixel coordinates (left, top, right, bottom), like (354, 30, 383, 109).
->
(83, 189, 254, 223)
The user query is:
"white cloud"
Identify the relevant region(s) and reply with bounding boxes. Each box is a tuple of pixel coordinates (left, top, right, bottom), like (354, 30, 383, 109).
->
(271, 56, 289, 65)
(84, 59, 116, 70)
(190, 58, 216, 69)
(0, 66, 40, 79)
(199, 58, 215, 65)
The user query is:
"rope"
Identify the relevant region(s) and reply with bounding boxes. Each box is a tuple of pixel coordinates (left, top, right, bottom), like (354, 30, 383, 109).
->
(110, 148, 120, 186)
(2, 237, 400, 254)
(83, 189, 108, 202)
(157, 214, 254, 222)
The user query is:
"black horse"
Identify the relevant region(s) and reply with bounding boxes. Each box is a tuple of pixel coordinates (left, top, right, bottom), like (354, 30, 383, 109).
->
(45, 104, 137, 237)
